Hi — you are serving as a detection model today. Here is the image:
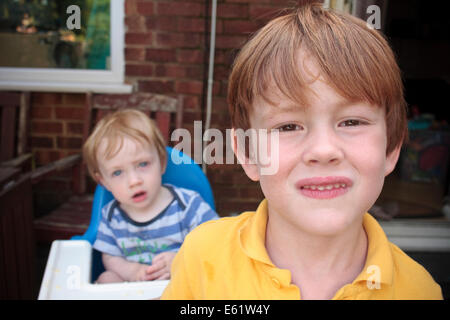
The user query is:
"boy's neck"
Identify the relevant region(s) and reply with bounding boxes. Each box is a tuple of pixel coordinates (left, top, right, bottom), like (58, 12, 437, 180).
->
(121, 185, 173, 223)
(265, 208, 368, 298)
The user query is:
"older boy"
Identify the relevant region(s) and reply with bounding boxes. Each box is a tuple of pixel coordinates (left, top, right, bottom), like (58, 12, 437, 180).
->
(83, 109, 218, 283)
(162, 2, 442, 299)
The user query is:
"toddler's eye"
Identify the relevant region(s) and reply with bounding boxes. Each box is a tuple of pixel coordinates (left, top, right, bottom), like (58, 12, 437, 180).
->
(276, 124, 302, 132)
(339, 119, 363, 127)
(138, 161, 149, 168)
(112, 170, 122, 177)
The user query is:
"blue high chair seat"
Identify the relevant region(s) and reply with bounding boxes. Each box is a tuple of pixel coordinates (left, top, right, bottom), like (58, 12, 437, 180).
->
(71, 146, 215, 281)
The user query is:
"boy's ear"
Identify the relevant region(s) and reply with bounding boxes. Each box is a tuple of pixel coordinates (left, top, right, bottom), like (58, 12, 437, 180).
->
(385, 144, 402, 177)
(230, 128, 260, 182)
(94, 172, 105, 186)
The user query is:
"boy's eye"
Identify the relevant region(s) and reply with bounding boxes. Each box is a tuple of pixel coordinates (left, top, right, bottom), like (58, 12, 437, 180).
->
(339, 119, 363, 127)
(276, 124, 302, 132)
(138, 161, 149, 168)
(112, 170, 122, 177)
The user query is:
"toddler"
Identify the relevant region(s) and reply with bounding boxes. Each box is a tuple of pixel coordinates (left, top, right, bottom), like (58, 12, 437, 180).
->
(83, 109, 218, 283)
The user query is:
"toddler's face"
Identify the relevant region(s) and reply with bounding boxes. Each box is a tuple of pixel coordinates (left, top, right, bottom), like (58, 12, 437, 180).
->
(96, 137, 164, 215)
(239, 59, 400, 236)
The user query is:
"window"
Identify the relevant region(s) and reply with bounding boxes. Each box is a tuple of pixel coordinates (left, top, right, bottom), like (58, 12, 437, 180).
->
(0, 0, 131, 93)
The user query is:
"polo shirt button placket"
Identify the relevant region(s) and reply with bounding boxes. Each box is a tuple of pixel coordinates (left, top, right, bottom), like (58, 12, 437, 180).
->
(271, 277, 282, 289)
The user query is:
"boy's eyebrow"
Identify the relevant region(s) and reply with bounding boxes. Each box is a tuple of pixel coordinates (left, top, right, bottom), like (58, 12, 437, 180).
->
(133, 156, 153, 163)
(259, 97, 372, 121)
(260, 102, 305, 120)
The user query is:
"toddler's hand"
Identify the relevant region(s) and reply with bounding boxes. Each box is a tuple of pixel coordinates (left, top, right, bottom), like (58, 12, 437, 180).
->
(131, 263, 154, 282)
(144, 251, 177, 280)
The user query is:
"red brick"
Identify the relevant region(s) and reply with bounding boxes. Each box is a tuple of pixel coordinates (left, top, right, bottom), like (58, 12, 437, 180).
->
(156, 32, 202, 48)
(66, 122, 84, 135)
(177, 49, 204, 64)
(227, 0, 269, 3)
(217, 3, 248, 18)
(32, 121, 63, 135)
(182, 110, 203, 123)
(32, 92, 63, 105)
(157, 2, 204, 17)
(155, 64, 187, 78)
(239, 186, 264, 199)
(126, 64, 153, 77)
(34, 150, 62, 166)
(249, 5, 284, 20)
(31, 106, 53, 119)
(145, 48, 177, 62)
(54, 107, 84, 120)
(211, 97, 228, 110)
(214, 19, 224, 34)
(186, 65, 203, 79)
(183, 95, 201, 110)
(125, 0, 138, 15)
(125, 47, 146, 61)
(215, 35, 247, 49)
(57, 137, 83, 149)
(216, 200, 258, 215)
(63, 93, 85, 106)
(125, 32, 152, 45)
(178, 17, 205, 33)
(223, 20, 259, 34)
(31, 136, 54, 148)
(136, 1, 154, 16)
(214, 65, 230, 81)
(176, 80, 204, 95)
(145, 16, 178, 32)
(213, 49, 228, 64)
(138, 80, 174, 94)
(125, 16, 147, 32)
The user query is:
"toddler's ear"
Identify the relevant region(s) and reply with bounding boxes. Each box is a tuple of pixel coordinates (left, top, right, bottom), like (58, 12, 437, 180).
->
(385, 144, 402, 177)
(94, 172, 105, 186)
(230, 128, 260, 182)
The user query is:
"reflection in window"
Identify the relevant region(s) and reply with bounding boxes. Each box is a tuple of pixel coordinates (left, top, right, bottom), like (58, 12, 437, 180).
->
(0, 0, 110, 70)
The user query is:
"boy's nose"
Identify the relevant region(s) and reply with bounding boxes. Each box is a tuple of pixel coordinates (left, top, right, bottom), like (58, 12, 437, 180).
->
(302, 128, 343, 166)
(128, 170, 143, 187)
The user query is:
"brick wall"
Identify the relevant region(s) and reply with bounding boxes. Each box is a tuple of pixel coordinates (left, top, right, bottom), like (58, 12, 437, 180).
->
(30, 0, 296, 216)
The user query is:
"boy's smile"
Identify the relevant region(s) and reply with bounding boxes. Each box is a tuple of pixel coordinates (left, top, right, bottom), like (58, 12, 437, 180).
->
(237, 57, 401, 237)
(295, 176, 353, 199)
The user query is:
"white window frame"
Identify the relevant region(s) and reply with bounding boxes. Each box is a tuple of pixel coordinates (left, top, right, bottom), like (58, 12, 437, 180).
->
(0, 0, 132, 93)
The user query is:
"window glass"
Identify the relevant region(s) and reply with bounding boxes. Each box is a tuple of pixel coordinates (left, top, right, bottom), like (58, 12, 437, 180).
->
(0, 0, 110, 70)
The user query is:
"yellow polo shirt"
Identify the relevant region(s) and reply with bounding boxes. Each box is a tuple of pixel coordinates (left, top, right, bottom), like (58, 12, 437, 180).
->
(161, 200, 442, 300)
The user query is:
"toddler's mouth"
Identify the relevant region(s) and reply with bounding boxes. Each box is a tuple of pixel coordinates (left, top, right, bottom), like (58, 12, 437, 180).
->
(132, 191, 147, 202)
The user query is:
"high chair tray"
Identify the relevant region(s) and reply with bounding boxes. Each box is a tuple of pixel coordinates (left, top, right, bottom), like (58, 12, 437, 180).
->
(38, 240, 169, 300)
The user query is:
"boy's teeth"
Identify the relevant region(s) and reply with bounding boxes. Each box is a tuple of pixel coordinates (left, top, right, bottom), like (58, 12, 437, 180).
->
(303, 184, 346, 190)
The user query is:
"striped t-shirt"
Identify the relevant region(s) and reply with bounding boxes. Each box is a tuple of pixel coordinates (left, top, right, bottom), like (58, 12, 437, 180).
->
(93, 184, 218, 265)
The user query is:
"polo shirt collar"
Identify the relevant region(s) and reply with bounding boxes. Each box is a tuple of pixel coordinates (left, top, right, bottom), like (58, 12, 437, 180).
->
(238, 199, 274, 266)
(238, 199, 394, 287)
(353, 213, 394, 286)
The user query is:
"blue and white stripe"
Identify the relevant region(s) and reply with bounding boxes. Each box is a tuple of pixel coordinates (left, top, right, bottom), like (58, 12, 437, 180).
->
(93, 184, 218, 265)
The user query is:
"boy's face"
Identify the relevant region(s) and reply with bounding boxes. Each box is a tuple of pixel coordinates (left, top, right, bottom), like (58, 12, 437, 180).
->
(236, 58, 401, 236)
(95, 137, 164, 215)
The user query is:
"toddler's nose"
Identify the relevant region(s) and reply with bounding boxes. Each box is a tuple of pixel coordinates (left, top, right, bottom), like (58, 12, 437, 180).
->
(128, 170, 143, 187)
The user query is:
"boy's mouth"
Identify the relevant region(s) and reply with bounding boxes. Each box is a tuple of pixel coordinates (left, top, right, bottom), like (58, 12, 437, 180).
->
(295, 176, 353, 199)
(132, 191, 147, 203)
